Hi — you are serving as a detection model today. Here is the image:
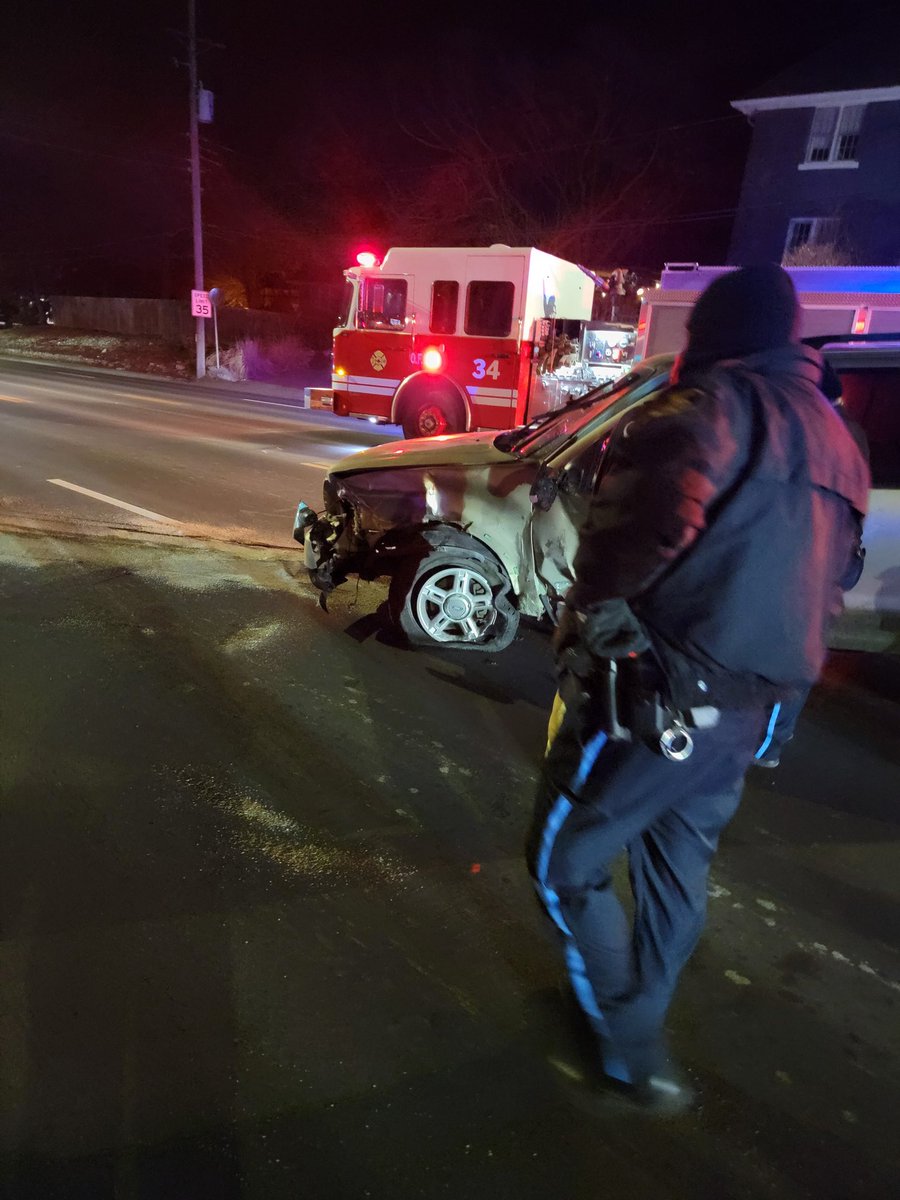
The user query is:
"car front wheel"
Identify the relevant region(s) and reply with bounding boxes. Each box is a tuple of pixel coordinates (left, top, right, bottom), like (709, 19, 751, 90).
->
(391, 548, 519, 651)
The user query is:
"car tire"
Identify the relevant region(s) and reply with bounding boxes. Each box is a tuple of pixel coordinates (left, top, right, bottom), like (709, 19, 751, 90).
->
(397, 381, 466, 439)
(390, 547, 519, 651)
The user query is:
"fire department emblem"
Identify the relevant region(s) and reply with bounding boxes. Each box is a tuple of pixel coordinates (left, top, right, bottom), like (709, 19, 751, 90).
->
(370, 350, 387, 372)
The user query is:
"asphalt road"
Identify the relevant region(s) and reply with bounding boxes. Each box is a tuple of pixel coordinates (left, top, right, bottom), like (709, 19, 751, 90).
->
(1, 361, 899, 1199)
(0, 357, 398, 545)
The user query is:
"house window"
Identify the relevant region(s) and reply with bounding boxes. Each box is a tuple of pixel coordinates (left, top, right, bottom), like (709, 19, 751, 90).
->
(785, 217, 839, 255)
(834, 105, 865, 160)
(803, 105, 865, 165)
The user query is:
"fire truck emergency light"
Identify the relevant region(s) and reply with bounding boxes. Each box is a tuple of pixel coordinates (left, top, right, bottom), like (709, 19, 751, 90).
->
(422, 346, 443, 372)
(356, 251, 378, 268)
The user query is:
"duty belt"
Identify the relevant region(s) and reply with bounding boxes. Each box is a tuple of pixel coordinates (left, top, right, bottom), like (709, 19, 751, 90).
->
(559, 654, 720, 763)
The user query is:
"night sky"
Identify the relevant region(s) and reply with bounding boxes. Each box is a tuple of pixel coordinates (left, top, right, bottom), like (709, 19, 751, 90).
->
(1, 0, 894, 297)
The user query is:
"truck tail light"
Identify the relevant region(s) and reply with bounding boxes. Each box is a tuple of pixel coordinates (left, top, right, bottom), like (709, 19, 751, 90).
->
(853, 308, 869, 334)
(422, 346, 443, 372)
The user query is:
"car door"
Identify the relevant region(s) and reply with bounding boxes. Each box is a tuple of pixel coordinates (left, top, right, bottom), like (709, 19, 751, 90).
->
(832, 361, 900, 648)
(526, 373, 669, 606)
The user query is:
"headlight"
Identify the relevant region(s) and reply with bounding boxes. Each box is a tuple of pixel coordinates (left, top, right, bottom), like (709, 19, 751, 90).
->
(322, 475, 344, 516)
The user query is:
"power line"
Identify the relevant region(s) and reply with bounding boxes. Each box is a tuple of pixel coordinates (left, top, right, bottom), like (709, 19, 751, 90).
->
(0, 228, 190, 269)
(0, 123, 186, 171)
(198, 110, 745, 192)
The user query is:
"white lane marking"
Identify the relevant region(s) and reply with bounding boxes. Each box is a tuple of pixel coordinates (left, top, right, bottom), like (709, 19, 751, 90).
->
(297, 460, 330, 470)
(799, 940, 900, 993)
(47, 479, 181, 525)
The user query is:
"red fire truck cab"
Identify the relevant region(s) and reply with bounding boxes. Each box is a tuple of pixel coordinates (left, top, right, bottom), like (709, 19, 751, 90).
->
(331, 246, 596, 438)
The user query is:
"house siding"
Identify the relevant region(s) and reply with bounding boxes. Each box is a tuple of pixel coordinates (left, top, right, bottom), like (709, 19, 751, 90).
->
(728, 100, 900, 265)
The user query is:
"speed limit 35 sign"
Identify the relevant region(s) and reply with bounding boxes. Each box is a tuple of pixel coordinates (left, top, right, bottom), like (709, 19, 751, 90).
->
(191, 290, 212, 317)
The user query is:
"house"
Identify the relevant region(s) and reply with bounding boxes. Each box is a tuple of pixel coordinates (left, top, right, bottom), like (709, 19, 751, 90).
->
(728, 36, 900, 265)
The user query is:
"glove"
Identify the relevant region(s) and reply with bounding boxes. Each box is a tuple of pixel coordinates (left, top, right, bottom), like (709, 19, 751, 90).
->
(581, 598, 651, 659)
(553, 597, 650, 676)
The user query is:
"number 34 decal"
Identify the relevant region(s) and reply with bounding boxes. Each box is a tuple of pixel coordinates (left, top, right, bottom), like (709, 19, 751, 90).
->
(472, 357, 501, 380)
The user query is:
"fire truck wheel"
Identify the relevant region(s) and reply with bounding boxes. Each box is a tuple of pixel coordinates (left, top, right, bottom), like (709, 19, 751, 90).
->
(390, 548, 519, 651)
(398, 388, 466, 439)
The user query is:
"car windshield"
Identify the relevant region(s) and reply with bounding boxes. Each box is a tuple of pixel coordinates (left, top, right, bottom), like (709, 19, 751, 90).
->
(495, 366, 661, 458)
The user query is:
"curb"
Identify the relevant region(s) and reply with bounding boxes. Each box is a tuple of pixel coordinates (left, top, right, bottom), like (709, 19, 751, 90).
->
(0, 351, 328, 407)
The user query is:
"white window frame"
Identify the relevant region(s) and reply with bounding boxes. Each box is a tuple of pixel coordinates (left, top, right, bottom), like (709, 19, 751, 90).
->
(784, 217, 840, 255)
(799, 105, 864, 170)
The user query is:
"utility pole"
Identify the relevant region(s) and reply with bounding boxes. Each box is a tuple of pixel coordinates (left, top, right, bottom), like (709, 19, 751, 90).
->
(188, 0, 205, 378)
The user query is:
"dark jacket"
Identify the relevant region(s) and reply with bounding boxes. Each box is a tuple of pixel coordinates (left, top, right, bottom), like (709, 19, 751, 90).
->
(567, 345, 871, 707)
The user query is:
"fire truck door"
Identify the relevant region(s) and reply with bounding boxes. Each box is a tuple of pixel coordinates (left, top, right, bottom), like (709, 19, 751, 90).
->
(354, 273, 414, 400)
(463, 256, 526, 417)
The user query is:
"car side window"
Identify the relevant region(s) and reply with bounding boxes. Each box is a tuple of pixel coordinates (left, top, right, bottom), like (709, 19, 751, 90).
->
(838, 368, 900, 488)
(557, 388, 662, 494)
(560, 431, 613, 496)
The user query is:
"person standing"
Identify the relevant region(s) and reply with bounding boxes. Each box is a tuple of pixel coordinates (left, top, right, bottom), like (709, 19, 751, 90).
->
(752, 359, 868, 768)
(526, 265, 870, 1111)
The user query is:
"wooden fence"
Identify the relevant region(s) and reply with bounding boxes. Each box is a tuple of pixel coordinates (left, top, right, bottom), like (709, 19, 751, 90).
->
(49, 290, 344, 349)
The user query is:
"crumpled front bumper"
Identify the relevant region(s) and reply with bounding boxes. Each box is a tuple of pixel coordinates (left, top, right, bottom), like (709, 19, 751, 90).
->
(292, 501, 322, 569)
(292, 500, 358, 594)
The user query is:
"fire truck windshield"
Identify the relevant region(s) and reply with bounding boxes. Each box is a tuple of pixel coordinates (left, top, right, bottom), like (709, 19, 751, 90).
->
(358, 277, 408, 331)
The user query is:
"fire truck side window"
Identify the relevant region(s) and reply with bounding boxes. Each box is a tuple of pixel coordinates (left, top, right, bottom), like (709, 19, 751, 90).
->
(358, 278, 408, 331)
(465, 281, 515, 338)
(337, 281, 355, 328)
(430, 280, 459, 334)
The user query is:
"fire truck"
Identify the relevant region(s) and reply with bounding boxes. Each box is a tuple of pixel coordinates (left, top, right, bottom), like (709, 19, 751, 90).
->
(635, 263, 900, 360)
(330, 245, 601, 439)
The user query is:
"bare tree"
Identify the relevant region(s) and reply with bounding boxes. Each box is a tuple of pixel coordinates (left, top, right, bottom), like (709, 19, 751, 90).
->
(385, 53, 673, 263)
(783, 242, 857, 267)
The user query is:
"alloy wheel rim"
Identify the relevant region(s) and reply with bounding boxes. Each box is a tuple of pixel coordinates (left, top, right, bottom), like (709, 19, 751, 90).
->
(415, 566, 496, 642)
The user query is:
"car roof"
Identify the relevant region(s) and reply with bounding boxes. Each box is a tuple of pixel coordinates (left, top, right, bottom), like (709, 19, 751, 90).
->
(806, 332, 900, 353)
(825, 346, 900, 369)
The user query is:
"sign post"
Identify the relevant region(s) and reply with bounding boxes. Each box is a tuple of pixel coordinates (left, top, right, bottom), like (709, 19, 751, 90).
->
(208, 287, 222, 369)
(191, 289, 211, 375)
(188, 0, 206, 378)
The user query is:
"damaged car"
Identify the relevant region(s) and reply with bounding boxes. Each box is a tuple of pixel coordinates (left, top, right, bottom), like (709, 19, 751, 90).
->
(295, 334, 900, 653)
(293, 358, 674, 649)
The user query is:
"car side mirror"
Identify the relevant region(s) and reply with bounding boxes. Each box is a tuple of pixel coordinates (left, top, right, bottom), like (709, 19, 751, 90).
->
(529, 467, 559, 511)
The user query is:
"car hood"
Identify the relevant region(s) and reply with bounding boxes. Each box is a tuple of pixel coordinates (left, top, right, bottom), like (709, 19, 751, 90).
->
(329, 429, 517, 476)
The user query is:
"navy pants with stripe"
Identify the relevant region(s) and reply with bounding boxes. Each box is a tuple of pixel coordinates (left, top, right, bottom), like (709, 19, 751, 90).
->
(526, 698, 767, 1082)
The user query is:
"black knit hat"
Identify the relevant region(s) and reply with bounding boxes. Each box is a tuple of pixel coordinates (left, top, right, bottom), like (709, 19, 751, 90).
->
(684, 264, 800, 367)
